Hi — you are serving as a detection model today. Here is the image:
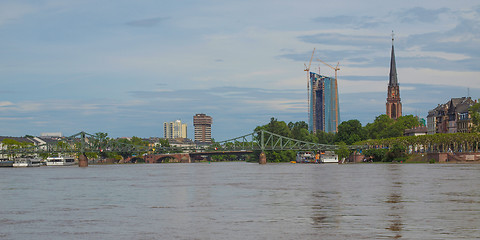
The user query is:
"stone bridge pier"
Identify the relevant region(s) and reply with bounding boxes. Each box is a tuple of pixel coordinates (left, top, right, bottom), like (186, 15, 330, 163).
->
(78, 153, 88, 167)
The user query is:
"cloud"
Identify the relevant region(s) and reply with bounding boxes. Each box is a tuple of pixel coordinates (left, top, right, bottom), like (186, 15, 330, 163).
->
(396, 7, 450, 23)
(313, 15, 383, 28)
(0, 2, 36, 26)
(0, 101, 14, 107)
(125, 17, 169, 27)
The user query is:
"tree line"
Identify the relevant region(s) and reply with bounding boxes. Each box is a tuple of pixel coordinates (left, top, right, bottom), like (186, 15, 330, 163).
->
(253, 98, 480, 162)
(255, 114, 422, 146)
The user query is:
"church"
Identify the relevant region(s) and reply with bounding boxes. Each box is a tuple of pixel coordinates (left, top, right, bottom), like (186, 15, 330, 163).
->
(386, 33, 402, 119)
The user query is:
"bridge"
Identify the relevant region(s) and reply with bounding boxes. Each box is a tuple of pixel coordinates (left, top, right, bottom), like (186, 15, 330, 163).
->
(0, 130, 366, 166)
(144, 151, 253, 163)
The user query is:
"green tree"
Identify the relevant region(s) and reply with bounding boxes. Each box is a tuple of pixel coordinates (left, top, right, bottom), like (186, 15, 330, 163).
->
(365, 114, 420, 139)
(114, 137, 147, 161)
(257, 117, 291, 137)
(288, 121, 311, 141)
(335, 119, 366, 145)
(254, 118, 296, 162)
(470, 100, 480, 133)
(363, 148, 388, 162)
(365, 114, 395, 139)
(334, 142, 351, 161)
(316, 131, 336, 144)
(386, 143, 406, 162)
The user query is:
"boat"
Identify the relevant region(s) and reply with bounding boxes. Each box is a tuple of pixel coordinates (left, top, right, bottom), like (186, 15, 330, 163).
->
(46, 156, 76, 166)
(0, 158, 13, 167)
(296, 151, 317, 163)
(13, 157, 42, 167)
(321, 151, 339, 163)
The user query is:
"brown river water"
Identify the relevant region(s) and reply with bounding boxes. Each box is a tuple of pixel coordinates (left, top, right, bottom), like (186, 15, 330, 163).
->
(1, 162, 479, 239)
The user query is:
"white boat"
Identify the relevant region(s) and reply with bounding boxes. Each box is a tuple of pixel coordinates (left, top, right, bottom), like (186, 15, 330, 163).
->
(321, 151, 339, 163)
(13, 157, 42, 167)
(46, 156, 76, 166)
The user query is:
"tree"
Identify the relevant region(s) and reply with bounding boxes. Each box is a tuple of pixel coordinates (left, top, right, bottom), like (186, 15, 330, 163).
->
(365, 114, 395, 139)
(363, 148, 388, 162)
(335, 119, 366, 145)
(289, 121, 311, 141)
(470, 100, 480, 133)
(316, 131, 335, 144)
(258, 117, 291, 137)
(334, 142, 351, 161)
(386, 143, 406, 162)
(365, 114, 420, 139)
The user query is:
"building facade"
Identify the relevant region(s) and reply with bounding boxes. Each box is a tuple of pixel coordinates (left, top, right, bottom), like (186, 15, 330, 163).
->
(309, 72, 340, 133)
(386, 35, 402, 119)
(163, 120, 187, 139)
(193, 113, 212, 143)
(426, 97, 475, 134)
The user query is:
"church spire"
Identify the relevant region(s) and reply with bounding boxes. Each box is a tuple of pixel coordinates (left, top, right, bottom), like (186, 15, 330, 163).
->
(386, 31, 402, 120)
(389, 31, 398, 86)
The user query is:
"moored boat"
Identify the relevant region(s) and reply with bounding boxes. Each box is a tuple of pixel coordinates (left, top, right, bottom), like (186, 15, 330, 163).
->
(46, 156, 76, 166)
(320, 151, 339, 163)
(13, 157, 42, 167)
(296, 151, 317, 163)
(0, 158, 14, 167)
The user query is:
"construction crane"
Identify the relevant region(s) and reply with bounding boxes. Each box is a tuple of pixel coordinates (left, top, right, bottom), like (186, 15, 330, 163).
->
(317, 58, 340, 133)
(304, 48, 315, 129)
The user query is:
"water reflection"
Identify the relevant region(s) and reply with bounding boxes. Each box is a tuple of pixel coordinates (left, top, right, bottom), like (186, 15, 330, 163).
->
(2, 163, 480, 239)
(310, 191, 340, 229)
(385, 164, 404, 239)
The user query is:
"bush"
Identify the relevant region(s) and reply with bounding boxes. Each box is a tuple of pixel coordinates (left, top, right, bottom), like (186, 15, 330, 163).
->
(364, 148, 388, 162)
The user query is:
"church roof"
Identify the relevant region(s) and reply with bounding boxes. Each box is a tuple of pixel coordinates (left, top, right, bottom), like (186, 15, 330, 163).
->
(389, 40, 398, 86)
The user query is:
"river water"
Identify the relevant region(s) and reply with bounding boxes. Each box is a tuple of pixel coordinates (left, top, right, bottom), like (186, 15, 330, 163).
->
(1, 162, 479, 240)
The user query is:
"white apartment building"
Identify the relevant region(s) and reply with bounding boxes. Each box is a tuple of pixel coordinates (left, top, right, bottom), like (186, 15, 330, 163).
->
(164, 120, 187, 139)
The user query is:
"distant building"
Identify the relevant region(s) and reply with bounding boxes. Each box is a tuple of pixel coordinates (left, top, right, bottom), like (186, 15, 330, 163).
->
(309, 72, 340, 133)
(41, 132, 62, 137)
(386, 34, 402, 120)
(404, 126, 428, 136)
(193, 113, 212, 143)
(164, 120, 187, 139)
(168, 138, 196, 148)
(427, 97, 476, 134)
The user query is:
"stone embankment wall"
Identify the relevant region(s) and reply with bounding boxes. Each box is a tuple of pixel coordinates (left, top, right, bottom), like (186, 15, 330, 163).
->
(427, 152, 480, 163)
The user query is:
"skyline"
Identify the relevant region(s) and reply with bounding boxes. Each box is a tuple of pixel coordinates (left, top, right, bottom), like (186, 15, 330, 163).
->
(1, 1, 480, 140)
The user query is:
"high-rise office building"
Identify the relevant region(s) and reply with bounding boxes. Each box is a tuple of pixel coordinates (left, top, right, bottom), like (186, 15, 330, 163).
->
(309, 73, 340, 133)
(163, 120, 187, 139)
(193, 113, 212, 143)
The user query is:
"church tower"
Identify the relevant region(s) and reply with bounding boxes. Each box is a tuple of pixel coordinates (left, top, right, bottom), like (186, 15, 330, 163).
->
(386, 32, 402, 119)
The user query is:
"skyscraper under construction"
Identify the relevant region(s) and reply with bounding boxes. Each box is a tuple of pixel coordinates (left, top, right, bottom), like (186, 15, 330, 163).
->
(309, 72, 340, 133)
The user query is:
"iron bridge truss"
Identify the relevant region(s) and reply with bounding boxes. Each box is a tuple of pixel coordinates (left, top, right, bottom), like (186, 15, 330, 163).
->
(212, 130, 367, 152)
(0, 130, 367, 156)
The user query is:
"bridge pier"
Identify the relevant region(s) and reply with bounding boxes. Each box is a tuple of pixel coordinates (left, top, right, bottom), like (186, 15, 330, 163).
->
(79, 153, 88, 167)
(259, 152, 266, 164)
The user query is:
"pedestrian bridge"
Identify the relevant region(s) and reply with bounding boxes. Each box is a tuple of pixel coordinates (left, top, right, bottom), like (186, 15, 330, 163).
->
(0, 130, 366, 165)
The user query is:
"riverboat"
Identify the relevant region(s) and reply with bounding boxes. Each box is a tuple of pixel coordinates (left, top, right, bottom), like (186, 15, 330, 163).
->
(13, 157, 42, 167)
(46, 156, 76, 166)
(0, 158, 13, 167)
(321, 151, 339, 163)
(296, 151, 318, 163)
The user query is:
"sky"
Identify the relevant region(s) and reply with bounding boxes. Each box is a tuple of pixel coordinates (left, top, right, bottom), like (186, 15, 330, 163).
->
(1, 0, 480, 140)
